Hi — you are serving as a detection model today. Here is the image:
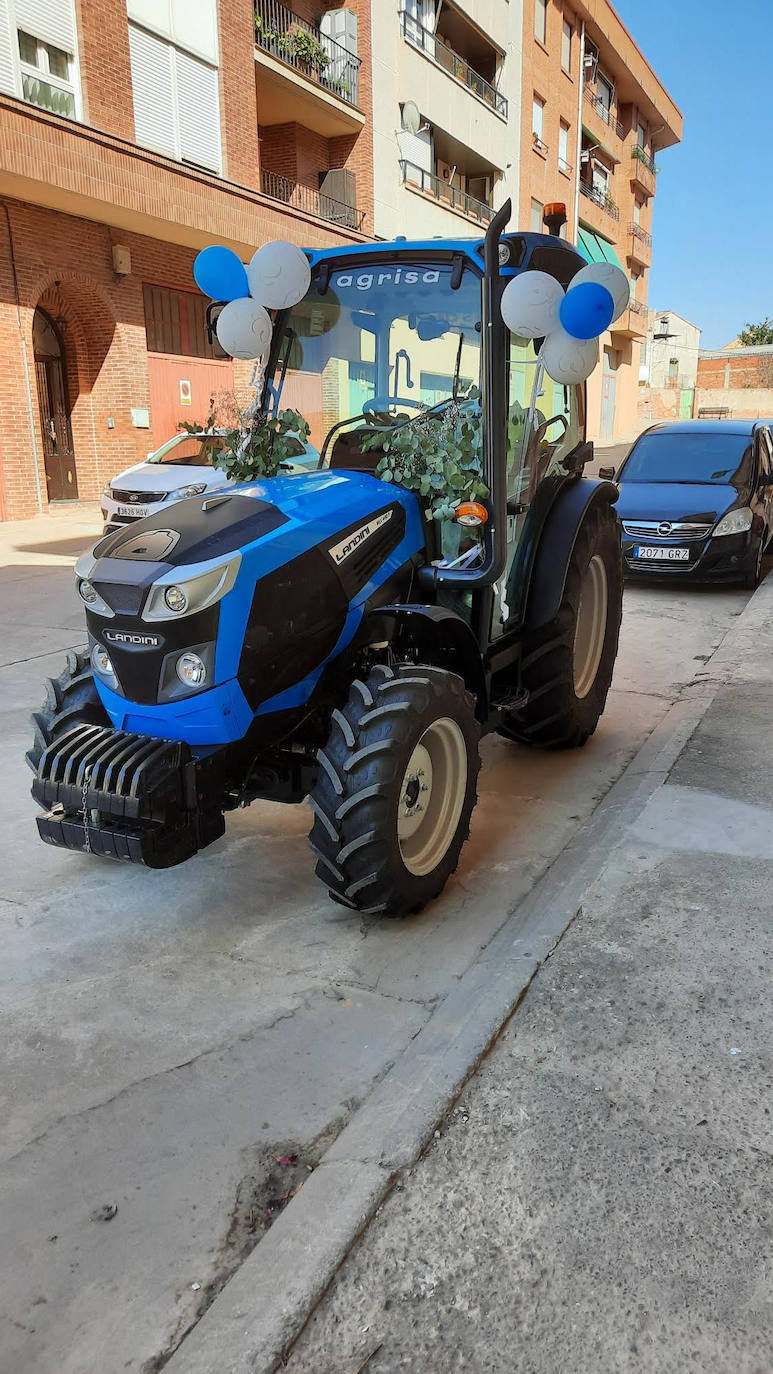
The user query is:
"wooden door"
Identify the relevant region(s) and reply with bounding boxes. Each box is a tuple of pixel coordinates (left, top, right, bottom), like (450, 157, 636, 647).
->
(34, 308, 78, 501)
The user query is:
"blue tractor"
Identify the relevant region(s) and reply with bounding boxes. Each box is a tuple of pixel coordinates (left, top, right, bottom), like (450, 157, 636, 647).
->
(28, 204, 622, 917)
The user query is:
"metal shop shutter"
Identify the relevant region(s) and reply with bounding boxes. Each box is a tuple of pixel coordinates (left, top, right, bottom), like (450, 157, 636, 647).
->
(128, 23, 176, 160)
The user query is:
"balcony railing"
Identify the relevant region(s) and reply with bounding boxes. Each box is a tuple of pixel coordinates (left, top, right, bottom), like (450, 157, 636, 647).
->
(399, 11, 507, 119)
(628, 298, 647, 316)
(558, 155, 572, 176)
(255, 0, 360, 107)
(633, 145, 658, 174)
(630, 222, 652, 246)
(400, 160, 494, 225)
(583, 84, 623, 139)
(579, 179, 620, 221)
(260, 169, 364, 229)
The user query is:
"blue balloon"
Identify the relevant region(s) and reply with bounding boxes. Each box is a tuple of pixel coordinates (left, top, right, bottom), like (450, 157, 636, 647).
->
(559, 282, 615, 340)
(193, 245, 249, 302)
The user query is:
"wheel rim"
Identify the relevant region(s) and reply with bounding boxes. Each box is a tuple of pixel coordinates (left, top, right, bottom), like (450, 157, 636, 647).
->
(397, 717, 468, 877)
(573, 554, 608, 700)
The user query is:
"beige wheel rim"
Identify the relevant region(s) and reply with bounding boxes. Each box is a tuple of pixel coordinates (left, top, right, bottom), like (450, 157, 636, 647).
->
(573, 553, 608, 700)
(397, 717, 468, 877)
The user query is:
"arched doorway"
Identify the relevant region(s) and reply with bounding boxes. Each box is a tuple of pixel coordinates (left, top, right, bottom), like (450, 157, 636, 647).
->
(34, 307, 78, 500)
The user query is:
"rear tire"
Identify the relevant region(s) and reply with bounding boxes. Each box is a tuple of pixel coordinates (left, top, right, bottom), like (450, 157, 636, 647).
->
(26, 648, 108, 772)
(308, 664, 480, 917)
(499, 500, 623, 750)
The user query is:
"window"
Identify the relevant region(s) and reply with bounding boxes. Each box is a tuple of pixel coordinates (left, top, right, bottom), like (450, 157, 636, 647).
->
(668, 358, 678, 386)
(530, 198, 543, 232)
(558, 121, 570, 174)
(561, 18, 572, 71)
(637, 121, 647, 150)
(16, 29, 75, 117)
(143, 283, 226, 359)
(534, 0, 547, 44)
(128, 23, 221, 172)
(127, 0, 218, 65)
(532, 95, 545, 148)
(633, 198, 641, 226)
(597, 73, 613, 116)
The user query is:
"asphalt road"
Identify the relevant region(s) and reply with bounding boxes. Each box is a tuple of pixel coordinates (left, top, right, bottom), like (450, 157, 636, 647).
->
(0, 508, 756, 1373)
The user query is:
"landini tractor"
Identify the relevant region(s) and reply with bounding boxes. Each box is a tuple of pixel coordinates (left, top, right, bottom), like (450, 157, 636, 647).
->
(28, 202, 623, 917)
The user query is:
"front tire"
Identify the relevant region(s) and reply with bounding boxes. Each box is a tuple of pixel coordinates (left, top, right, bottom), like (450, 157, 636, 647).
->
(308, 665, 480, 917)
(499, 499, 623, 750)
(26, 648, 108, 772)
(742, 531, 765, 590)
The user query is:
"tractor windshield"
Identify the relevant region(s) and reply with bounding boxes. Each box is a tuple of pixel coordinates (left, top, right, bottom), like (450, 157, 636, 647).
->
(271, 259, 482, 458)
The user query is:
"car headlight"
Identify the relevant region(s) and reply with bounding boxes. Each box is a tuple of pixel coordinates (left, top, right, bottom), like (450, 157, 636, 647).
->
(713, 507, 753, 537)
(142, 552, 241, 621)
(176, 483, 208, 500)
(103, 482, 112, 497)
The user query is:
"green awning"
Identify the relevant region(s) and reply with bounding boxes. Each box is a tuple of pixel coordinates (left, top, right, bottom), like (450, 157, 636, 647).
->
(577, 226, 624, 272)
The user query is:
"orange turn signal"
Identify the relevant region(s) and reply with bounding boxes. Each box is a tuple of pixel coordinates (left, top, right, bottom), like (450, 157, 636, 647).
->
(454, 501, 489, 527)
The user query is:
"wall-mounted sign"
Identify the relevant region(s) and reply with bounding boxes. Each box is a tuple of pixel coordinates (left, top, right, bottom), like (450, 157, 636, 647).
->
(179, 379, 192, 406)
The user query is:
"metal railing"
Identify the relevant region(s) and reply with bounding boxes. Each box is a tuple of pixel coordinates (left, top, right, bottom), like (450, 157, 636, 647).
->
(255, 0, 360, 107)
(632, 145, 658, 175)
(558, 155, 572, 176)
(260, 169, 365, 229)
(579, 179, 620, 220)
(630, 222, 652, 246)
(399, 160, 494, 225)
(628, 298, 647, 316)
(583, 83, 624, 139)
(399, 11, 507, 118)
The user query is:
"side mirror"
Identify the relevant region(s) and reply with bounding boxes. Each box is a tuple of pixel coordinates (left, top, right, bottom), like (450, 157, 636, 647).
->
(598, 465, 616, 480)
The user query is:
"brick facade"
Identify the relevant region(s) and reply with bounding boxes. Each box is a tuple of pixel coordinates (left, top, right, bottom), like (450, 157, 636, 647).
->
(0, 0, 372, 519)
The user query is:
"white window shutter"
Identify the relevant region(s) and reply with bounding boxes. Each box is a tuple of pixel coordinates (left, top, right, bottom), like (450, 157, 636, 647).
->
(175, 48, 220, 172)
(128, 24, 176, 159)
(127, 0, 172, 44)
(0, 0, 17, 96)
(398, 127, 432, 174)
(15, 0, 76, 50)
(171, 0, 218, 65)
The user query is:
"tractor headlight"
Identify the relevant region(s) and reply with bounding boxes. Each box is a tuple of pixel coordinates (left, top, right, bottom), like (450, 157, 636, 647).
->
(176, 652, 207, 687)
(177, 482, 208, 499)
(78, 577, 114, 618)
(92, 645, 114, 677)
(713, 506, 753, 537)
(79, 579, 97, 603)
(164, 584, 188, 614)
(143, 552, 241, 622)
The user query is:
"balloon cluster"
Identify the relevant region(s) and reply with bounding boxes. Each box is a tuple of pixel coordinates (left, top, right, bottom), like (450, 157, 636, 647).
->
(192, 241, 312, 360)
(500, 262, 630, 384)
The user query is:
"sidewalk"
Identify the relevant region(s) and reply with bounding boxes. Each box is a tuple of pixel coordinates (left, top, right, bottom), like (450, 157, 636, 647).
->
(286, 575, 773, 1374)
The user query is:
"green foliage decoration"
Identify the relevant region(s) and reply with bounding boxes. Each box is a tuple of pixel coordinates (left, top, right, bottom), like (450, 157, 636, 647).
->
(361, 394, 488, 521)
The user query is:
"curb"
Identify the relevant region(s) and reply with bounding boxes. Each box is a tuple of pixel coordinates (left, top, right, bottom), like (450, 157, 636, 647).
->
(165, 576, 773, 1374)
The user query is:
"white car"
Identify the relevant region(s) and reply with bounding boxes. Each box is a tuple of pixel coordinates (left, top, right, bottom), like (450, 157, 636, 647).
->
(101, 429, 319, 533)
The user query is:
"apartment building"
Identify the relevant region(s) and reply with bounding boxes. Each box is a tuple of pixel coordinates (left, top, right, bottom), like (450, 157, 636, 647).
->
(0, 0, 373, 518)
(521, 0, 682, 444)
(370, 0, 522, 240)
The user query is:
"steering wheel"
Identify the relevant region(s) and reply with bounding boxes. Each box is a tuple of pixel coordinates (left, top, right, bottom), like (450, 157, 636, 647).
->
(362, 396, 426, 415)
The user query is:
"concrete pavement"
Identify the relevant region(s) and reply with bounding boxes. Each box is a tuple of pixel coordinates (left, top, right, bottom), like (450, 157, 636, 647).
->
(285, 576, 773, 1374)
(0, 507, 761, 1373)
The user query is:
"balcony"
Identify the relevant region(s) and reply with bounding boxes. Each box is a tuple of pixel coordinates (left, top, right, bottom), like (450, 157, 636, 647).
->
(254, 0, 364, 137)
(260, 169, 364, 230)
(399, 11, 507, 119)
(630, 146, 657, 196)
(582, 83, 624, 140)
(579, 179, 620, 222)
(400, 160, 494, 225)
(628, 221, 652, 267)
(615, 298, 648, 339)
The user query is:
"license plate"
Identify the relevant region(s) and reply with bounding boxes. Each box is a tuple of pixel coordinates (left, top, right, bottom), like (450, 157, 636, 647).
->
(117, 503, 150, 518)
(633, 545, 690, 562)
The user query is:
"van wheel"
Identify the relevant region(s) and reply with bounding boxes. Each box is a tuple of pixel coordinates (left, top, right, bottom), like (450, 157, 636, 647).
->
(308, 665, 480, 917)
(499, 500, 623, 749)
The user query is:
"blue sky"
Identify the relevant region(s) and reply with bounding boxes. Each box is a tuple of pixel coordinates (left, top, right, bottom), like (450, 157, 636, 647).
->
(612, 0, 770, 348)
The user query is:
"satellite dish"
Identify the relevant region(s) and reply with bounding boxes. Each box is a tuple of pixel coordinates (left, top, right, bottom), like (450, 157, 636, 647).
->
(402, 101, 421, 136)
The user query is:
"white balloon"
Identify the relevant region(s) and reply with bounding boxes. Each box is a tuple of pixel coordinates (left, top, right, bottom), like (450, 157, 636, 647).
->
(247, 240, 311, 309)
(215, 297, 272, 360)
(500, 271, 564, 339)
(570, 262, 629, 323)
(542, 328, 599, 385)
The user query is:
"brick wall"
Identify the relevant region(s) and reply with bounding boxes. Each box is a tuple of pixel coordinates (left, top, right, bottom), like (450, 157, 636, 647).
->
(697, 352, 773, 390)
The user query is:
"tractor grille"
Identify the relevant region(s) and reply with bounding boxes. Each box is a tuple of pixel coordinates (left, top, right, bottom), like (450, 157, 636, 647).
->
(112, 488, 167, 505)
(621, 520, 713, 541)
